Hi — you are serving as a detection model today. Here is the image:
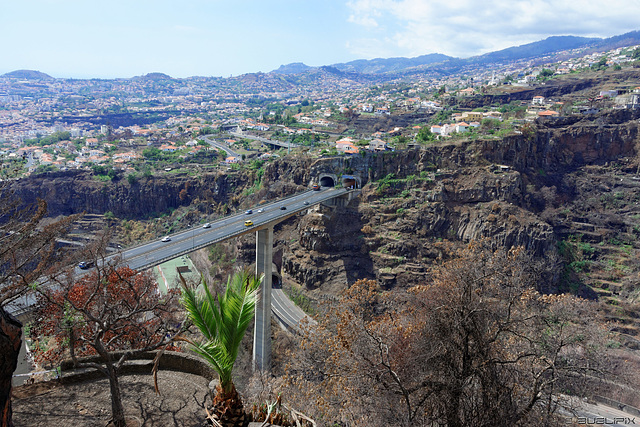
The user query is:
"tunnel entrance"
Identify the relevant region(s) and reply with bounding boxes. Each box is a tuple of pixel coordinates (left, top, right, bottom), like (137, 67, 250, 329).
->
(272, 274, 281, 288)
(319, 176, 335, 188)
(271, 262, 282, 288)
(341, 175, 361, 189)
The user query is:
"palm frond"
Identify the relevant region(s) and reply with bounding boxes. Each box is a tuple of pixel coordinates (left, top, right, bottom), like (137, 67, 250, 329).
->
(180, 269, 263, 392)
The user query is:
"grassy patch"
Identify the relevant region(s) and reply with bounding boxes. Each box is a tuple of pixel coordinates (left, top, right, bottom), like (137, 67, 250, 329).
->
(285, 286, 316, 315)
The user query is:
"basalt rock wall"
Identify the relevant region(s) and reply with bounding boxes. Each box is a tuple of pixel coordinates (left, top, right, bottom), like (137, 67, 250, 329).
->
(4, 170, 245, 219)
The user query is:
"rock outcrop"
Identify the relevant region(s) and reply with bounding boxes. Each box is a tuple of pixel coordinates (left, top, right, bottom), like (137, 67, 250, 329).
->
(4, 170, 246, 219)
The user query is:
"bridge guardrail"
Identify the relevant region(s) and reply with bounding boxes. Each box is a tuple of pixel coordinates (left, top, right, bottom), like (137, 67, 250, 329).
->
(107, 188, 323, 263)
(122, 188, 351, 271)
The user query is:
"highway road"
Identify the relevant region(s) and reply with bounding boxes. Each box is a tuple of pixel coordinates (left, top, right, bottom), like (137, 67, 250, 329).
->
(113, 186, 349, 272)
(200, 135, 239, 158)
(272, 288, 316, 331)
(229, 131, 297, 150)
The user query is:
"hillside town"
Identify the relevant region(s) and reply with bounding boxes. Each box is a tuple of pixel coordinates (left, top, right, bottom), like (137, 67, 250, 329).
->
(1, 43, 640, 179)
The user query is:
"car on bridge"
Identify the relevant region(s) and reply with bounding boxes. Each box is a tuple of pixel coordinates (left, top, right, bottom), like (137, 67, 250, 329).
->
(280, 206, 287, 210)
(161, 236, 171, 242)
(312, 184, 320, 191)
(202, 223, 211, 228)
(244, 220, 253, 227)
(257, 208, 265, 213)
(245, 209, 253, 215)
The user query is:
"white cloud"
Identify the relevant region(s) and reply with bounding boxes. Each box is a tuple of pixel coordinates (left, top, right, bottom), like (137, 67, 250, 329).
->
(345, 0, 640, 58)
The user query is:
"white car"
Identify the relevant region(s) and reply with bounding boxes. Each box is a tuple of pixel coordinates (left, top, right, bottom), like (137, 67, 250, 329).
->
(257, 208, 265, 213)
(202, 223, 211, 228)
(161, 236, 171, 242)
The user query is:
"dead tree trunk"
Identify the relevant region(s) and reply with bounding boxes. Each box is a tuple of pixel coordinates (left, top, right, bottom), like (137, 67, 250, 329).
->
(107, 362, 126, 427)
(0, 306, 21, 427)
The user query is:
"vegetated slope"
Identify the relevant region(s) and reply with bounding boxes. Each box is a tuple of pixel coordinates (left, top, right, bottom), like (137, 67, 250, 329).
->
(330, 53, 454, 74)
(466, 35, 601, 65)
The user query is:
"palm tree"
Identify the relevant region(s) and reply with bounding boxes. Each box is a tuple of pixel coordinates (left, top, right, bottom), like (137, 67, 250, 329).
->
(180, 269, 262, 427)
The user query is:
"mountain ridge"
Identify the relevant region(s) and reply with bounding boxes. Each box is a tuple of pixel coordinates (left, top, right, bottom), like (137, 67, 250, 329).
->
(4, 30, 640, 81)
(271, 31, 640, 76)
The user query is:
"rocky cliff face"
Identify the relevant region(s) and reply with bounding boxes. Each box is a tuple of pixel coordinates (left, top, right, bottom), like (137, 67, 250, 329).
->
(478, 113, 640, 172)
(4, 169, 247, 219)
(269, 110, 640, 296)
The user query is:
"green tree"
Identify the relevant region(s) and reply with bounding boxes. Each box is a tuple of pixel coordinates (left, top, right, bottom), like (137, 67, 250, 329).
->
(537, 68, 555, 81)
(481, 118, 501, 131)
(416, 126, 435, 143)
(431, 109, 451, 124)
(142, 146, 163, 161)
(180, 270, 262, 426)
(126, 173, 138, 185)
(91, 164, 109, 175)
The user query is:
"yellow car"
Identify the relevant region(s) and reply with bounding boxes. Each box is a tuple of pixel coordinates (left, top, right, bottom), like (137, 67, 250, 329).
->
(244, 220, 253, 227)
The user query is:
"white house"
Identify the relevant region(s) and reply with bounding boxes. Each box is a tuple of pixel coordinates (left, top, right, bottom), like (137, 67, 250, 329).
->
(455, 122, 469, 133)
(532, 96, 545, 105)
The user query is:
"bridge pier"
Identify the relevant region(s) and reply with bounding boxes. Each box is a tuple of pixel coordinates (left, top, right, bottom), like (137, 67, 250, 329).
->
(253, 226, 273, 371)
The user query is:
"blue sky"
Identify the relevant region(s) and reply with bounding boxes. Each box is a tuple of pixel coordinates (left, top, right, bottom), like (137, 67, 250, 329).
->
(2, 0, 640, 79)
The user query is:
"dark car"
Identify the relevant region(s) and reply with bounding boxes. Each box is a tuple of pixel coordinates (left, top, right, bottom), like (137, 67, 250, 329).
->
(280, 206, 287, 210)
(245, 209, 253, 215)
(78, 261, 92, 270)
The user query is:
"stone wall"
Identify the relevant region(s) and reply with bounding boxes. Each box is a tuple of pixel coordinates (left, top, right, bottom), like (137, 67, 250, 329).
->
(56, 350, 216, 384)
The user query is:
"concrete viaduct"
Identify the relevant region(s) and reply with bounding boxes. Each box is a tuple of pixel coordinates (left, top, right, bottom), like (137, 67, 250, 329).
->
(7, 177, 362, 372)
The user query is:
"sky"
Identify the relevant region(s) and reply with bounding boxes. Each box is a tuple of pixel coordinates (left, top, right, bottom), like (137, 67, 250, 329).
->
(2, 0, 640, 79)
